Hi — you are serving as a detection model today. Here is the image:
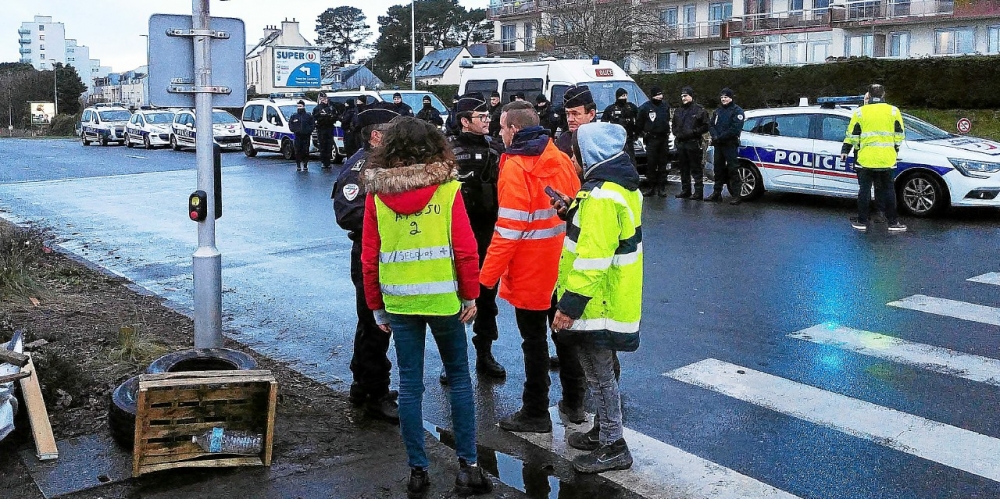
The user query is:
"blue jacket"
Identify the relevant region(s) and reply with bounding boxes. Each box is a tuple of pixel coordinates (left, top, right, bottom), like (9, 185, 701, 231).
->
(709, 103, 745, 147)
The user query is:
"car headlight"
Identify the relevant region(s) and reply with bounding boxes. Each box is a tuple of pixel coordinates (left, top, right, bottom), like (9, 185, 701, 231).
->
(949, 158, 1000, 178)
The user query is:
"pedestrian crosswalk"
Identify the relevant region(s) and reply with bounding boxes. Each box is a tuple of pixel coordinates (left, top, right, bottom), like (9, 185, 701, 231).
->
(502, 272, 1000, 498)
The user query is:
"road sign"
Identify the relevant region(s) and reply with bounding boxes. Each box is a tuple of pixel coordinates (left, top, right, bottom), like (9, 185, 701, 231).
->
(957, 117, 972, 134)
(272, 47, 321, 88)
(147, 14, 246, 108)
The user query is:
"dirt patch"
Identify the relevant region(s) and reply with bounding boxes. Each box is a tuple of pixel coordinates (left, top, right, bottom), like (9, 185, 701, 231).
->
(0, 219, 376, 498)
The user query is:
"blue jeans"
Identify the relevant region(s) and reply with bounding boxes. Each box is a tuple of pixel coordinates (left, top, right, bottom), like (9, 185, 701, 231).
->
(388, 312, 477, 469)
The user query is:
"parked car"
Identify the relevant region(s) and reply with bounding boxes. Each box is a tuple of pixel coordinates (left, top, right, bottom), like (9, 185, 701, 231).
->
(241, 96, 345, 160)
(124, 109, 176, 149)
(169, 108, 242, 152)
(735, 97, 1000, 216)
(78, 105, 132, 146)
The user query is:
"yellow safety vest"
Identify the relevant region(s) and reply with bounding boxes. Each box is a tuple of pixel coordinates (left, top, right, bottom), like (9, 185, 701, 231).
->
(843, 102, 905, 169)
(374, 181, 462, 316)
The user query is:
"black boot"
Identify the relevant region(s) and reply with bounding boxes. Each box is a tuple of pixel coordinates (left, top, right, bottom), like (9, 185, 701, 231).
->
(656, 183, 669, 197)
(499, 409, 552, 433)
(691, 188, 704, 201)
(476, 348, 506, 379)
(365, 393, 400, 424)
(454, 459, 493, 496)
(675, 189, 691, 199)
(567, 418, 601, 451)
(706, 191, 722, 202)
(407, 467, 430, 499)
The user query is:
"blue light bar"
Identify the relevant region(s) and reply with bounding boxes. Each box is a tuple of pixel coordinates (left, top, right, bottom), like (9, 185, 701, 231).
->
(816, 95, 866, 105)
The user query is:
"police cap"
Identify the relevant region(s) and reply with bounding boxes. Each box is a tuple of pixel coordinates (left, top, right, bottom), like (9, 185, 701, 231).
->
(456, 93, 489, 114)
(357, 102, 400, 131)
(563, 85, 594, 109)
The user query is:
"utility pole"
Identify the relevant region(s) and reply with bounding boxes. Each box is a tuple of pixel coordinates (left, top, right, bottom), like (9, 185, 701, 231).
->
(411, 0, 416, 90)
(49, 60, 59, 115)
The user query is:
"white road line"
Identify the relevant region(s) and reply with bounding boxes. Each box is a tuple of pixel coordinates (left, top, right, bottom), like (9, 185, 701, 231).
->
(507, 406, 800, 499)
(789, 323, 1000, 386)
(666, 359, 1000, 483)
(969, 273, 1000, 286)
(887, 295, 1000, 326)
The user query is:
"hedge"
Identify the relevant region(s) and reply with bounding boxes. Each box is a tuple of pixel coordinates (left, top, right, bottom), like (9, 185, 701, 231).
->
(632, 55, 1000, 110)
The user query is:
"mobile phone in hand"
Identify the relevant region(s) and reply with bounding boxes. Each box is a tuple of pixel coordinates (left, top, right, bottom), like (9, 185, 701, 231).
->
(545, 186, 568, 213)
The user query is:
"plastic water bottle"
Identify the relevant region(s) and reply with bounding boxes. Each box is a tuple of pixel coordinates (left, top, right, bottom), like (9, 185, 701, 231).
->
(192, 427, 263, 455)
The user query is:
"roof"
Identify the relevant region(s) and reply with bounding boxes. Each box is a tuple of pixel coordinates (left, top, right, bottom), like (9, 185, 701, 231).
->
(468, 44, 488, 57)
(321, 64, 365, 85)
(246, 31, 280, 58)
(412, 46, 470, 78)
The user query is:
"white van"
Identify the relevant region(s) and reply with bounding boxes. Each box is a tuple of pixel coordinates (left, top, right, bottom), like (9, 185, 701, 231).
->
(78, 105, 132, 146)
(457, 58, 647, 118)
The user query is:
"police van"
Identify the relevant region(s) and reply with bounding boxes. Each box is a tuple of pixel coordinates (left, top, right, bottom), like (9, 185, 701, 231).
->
(124, 108, 175, 149)
(169, 108, 243, 152)
(78, 104, 132, 146)
(241, 96, 343, 160)
(734, 96, 1000, 216)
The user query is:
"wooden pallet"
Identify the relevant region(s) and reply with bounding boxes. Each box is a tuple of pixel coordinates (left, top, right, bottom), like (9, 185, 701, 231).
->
(132, 370, 277, 477)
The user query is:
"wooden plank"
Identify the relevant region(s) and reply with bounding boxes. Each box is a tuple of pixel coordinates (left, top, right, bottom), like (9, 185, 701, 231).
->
(0, 349, 29, 368)
(0, 371, 31, 384)
(18, 356, 58, 460)
(263, 381, 277, 466)
(140, 422, 263, 440)
(133, 387, 148, 476)
(138, 376, 276, 389)
(137, 457, 263, 476)
(142, 386, 267, 406)
(140, 370, 274, 382)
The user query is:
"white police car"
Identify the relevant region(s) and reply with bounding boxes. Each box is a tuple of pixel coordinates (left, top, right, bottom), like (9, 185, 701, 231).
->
(733, 97, 1000, 216)
(169, 108, 243, 152)
(241, 96, 337, 160)
(79, 104, 132, 146)
(124, 109, 175, 149)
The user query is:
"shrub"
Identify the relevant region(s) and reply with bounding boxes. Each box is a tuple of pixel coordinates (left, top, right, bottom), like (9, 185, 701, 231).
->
(47, 113, 79, 137)
(0, 223, 46, 299)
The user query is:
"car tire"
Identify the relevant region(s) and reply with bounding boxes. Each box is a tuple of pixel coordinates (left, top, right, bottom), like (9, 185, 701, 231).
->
(125, 134, 133, 148)
(897, 170, 948, 217)
(100, 135, 109, 147)
(146, 348, 258, 374)
(81, 133, 90, 146)
(735, 161, 765, 200)
(170, 135, 180, 151)
(143, 135, 152, 150)
(108, 375, 139, 448)
(280, 139, 294, 161)
(242, 137, 257, 157)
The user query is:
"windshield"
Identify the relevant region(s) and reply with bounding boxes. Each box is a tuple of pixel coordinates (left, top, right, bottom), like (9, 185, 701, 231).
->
(99, 110, 131, 122)
(212, 111, 239, 124)
(145, 112, 174, 124)
(279, 104, 316, 120)
(902, 114, 952, 141)
(552, 81, 647, 116)
(381, 92, 447, 113)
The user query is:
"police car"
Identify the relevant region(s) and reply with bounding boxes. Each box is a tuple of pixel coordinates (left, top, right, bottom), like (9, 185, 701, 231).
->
(124, 109, 175, 149)
(734, 96, 1000, 216)
(78, 104, 132, 146)
(169, 108, 243, 152)
(241, 96, 343, 160)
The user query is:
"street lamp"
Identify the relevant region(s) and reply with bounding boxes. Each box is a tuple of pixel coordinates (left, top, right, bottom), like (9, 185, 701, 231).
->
(411, 0, 416, 90)
(48, 59, 58, 116)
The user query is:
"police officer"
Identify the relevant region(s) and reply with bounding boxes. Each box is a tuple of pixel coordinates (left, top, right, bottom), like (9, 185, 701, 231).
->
(671, 86, 710, 200)
(312, 92, 340, 168)
(389, 92, 414, 117)
(446, 93, 461, 136)
(332, 102, 402, 422)
(535, 94, 558, 137)
(840, 84, 907, 233)
(415, 95, 444, 127)
(636, 86, 671, 197)
(488, 91, 503, 139)
(341, 97, 364, 158)
(601, 88, 639, 162)
(439, 93, 507, 384)
(707, 88, 745, 204)
(288, 100, 315, 172)
(555, 85, 596, 157)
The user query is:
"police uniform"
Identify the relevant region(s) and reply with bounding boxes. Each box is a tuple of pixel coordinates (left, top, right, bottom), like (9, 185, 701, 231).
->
(708, 88, 745, 204)
(312, 94, 340, 168)
(332, 103, 401, 421)
(535, 95, 558, 137)
(555, 85, 596, 158)
(288, 102, 315, 171)
(601, 88, 639, 162)
(636, 86, 672, 196)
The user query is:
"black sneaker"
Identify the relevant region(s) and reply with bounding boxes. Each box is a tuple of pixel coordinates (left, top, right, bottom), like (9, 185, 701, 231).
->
(365, 394, 400, 424)
(888, 221, 907, 233)
(850, 217, 868, 232)
(558, 400, 587, 424)
(454, 459, 493, 496)
(476, 351, 507, 379)
(572, 438, 633, 474)
(567, 425, 600, 451)
(407, 467, 430, 499)
(498, 409, 552, 433)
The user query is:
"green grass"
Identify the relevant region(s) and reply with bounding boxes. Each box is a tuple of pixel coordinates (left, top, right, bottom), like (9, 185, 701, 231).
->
(903, 109, 1000, 142)
(0, 223, 45, 299)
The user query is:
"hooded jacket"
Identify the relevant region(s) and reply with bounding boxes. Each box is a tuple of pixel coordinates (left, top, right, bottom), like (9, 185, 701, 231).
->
(480, 126, 581, 311)
(361, 161, 481, 319)
(555, 122, 643, 352)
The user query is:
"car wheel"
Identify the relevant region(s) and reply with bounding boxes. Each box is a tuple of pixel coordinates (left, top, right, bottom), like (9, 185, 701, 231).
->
(280, 139, 294, 161)
(242, 137, 257, 157)
(124, 134, 133, 148)
(146, 348, 258, 374)
(81, 132, 90, 146)
(143, 135, 152, 150)
(735, 161, 765, 200)
(170, 135, 180, 151)
(108, 375, 139, 448)
(898, 170, 948, 217)
(100, 135, 109, 147)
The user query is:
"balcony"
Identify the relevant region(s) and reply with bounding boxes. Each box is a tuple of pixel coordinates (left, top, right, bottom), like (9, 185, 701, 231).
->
(658, 21, 732, 42)
(729, 7, 833, 35)
(489, 0, 544, 18)
(830, 0, 956, 25)
(18, 37, 31, 45)
(18, 28, 30, 35)
(19, 47, 31, 55)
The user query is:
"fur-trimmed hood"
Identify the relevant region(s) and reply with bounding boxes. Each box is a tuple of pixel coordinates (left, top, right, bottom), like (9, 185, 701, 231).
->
(362, 161, 459, 215)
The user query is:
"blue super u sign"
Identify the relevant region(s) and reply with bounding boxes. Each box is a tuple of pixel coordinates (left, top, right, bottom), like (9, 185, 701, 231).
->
(276, 51, 306, 60)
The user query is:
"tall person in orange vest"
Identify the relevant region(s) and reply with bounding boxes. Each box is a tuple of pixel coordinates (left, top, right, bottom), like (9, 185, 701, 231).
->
(481, 101, 586, 432)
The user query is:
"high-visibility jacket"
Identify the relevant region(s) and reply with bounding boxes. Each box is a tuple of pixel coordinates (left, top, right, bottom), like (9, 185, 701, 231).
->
(555, 178, 643, 352)
(843, 102, 905, 169)
(373, 180, 462, 316)
(480, 137, 581, 311)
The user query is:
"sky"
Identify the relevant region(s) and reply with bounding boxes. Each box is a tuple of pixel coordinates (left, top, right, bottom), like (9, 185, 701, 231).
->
(3, 0, 488, 72)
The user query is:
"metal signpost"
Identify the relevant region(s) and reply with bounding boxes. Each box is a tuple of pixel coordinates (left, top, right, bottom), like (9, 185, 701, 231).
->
(147, 3, 245, 348)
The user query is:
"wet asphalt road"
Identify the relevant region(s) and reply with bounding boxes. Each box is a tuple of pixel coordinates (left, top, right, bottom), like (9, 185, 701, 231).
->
(3, 137, 1000, 498)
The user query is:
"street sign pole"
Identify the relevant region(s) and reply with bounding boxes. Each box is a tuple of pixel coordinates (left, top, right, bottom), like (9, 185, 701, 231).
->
(191, 0, 222, 348)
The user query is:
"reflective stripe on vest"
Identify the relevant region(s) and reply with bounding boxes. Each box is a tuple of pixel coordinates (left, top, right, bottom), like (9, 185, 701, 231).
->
(375, 181, 462, 316)
(573, 317, 640, 333)
(495, 223, 566, 240)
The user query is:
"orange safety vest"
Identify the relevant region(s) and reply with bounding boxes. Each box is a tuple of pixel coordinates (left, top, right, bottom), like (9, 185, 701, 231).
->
(480, 140, 581, 311)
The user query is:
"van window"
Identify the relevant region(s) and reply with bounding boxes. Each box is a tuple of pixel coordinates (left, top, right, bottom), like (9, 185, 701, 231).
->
(465, 80, 498, 102)
(551, 85, 569, 108)
(266, 106, 282, 126)
(243, 104, 264, 123)
(502, 78, 543, 103)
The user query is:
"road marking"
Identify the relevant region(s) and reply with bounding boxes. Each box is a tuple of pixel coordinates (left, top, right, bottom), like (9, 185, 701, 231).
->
(887, 295, 1000, 326)
(125, 155, 146, 159)
(789, 323, 1000, 386)
(507, 406, 800, 499)
(969, 273, 1000, 286)
(666, 359, 1000, 483)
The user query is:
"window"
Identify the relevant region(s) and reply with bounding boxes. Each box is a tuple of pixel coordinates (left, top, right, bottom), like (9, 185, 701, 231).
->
(846, 34, 873, 57)
(524, 23, 535, 51)
(889, 32, 910, 57)
(243, 104, 264, 123)
(502, 78, 543, 103)
(39, 34, 45, 40)
(657, 52, 677, 71)
(709, 2, 732, 36)
(790, 0, 804, 13)
(39, 44, 45, 51)
(465, 79, 498, 102)
(817, 115, 850, 142)
(772, 114, 811, 139)
(935, 27, 975, 54)
(39, 25, 44, 31)
(683, 5, 697, 37)
(743, 117, 760, 133)
(709, 49, 730, 67)
(266, 106, 282, 126)
(501, 24, 516, 51)
(989, 26, 1000, 54)
(661, 7, 678, 26)
(815, 0, 831, 14)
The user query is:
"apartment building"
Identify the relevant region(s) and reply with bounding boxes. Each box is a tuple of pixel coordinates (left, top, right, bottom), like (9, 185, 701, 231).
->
(17, 15, 103, 92)
(489, 0, 1000, 72)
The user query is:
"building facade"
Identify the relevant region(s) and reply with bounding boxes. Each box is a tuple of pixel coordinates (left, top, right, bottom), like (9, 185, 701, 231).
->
(245, 19, 314, 95)
(489, 0, 1000, 72)
(18, 15, 103, 93)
